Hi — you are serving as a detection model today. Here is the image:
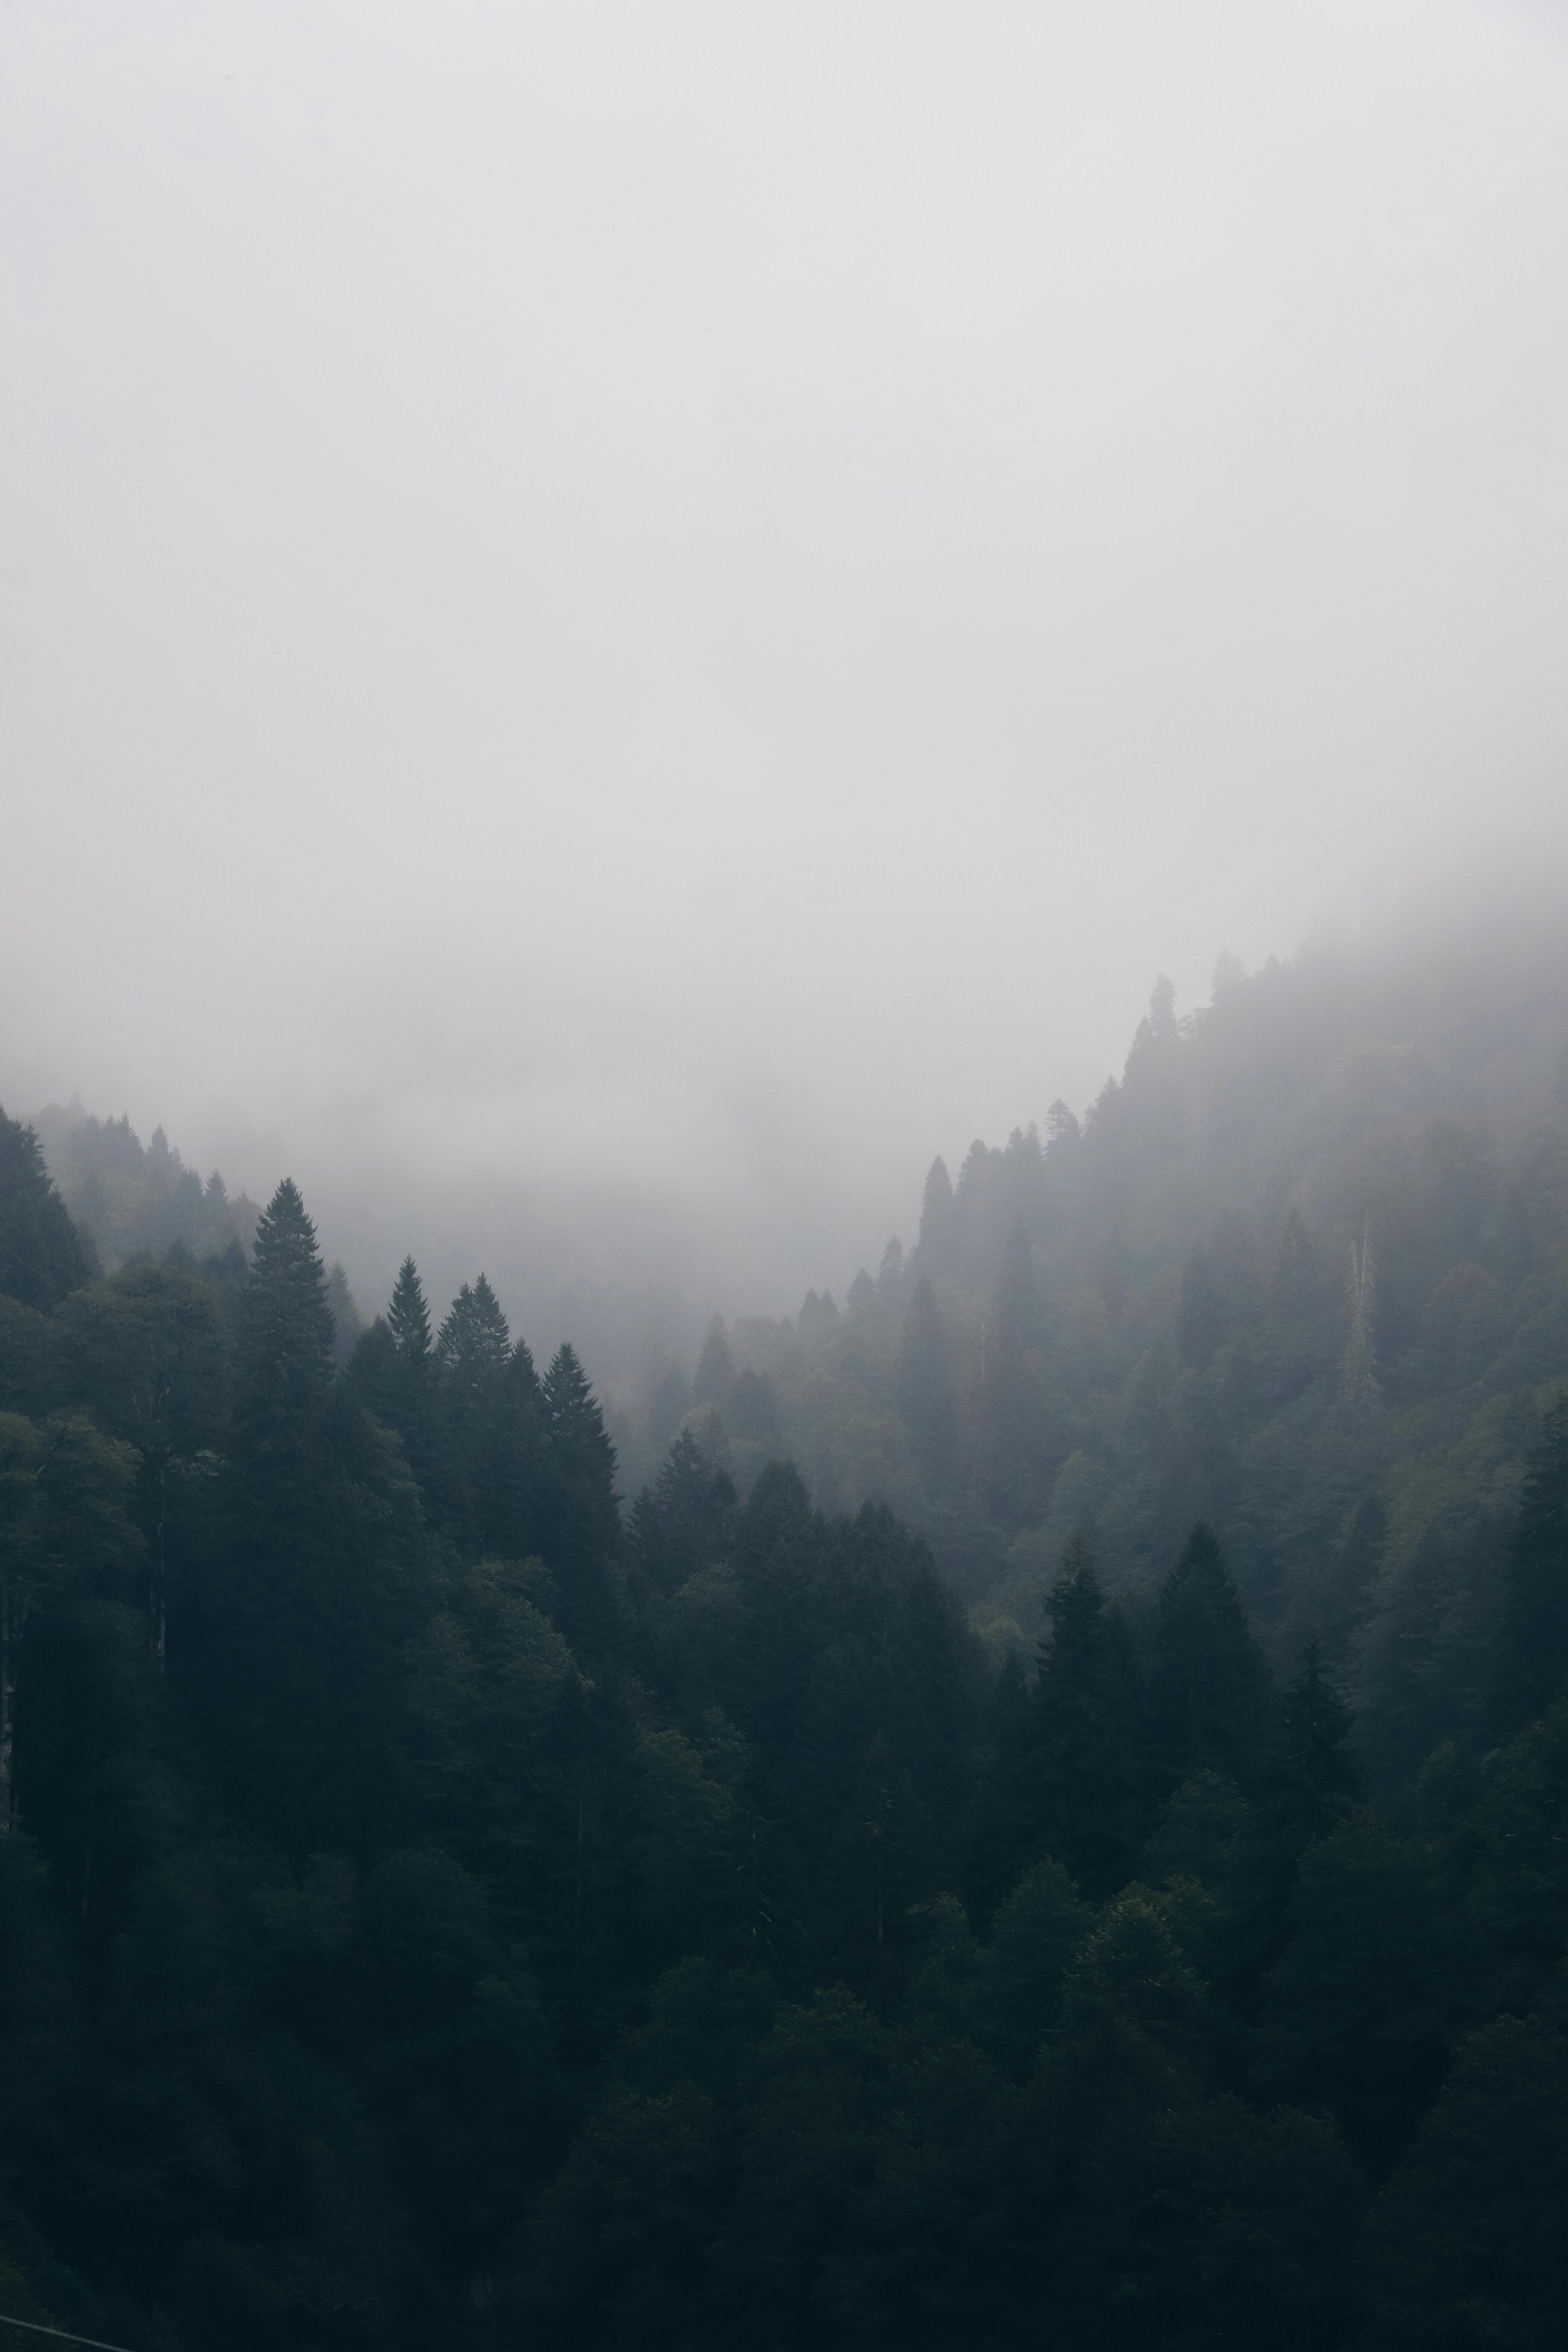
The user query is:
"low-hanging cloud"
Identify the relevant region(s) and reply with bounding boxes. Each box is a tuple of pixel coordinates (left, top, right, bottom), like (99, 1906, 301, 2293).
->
(4, 0, 1568, 1321)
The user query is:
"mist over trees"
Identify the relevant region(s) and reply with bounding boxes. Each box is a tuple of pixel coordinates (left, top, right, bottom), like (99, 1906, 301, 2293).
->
(607, 921, 1568, 1783)
(2, 916, 1568, 2346)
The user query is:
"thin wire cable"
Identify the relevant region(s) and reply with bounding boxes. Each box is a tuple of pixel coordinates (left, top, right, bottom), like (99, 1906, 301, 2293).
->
(0, 2315, 136, 2352)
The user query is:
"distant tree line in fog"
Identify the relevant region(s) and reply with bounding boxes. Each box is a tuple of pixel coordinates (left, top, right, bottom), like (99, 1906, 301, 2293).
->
(2, 921, 1568, 2346)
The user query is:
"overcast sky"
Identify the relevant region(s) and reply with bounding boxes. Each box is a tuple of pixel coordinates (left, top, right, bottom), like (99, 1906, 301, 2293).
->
(4, 1, 1568, 1312)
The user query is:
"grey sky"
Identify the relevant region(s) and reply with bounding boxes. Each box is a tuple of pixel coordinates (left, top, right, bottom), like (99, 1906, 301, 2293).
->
(5, 1, 1568, 1313)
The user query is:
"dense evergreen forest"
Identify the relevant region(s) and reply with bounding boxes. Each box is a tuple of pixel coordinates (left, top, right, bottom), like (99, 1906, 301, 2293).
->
(3, 922, 1568, 2349)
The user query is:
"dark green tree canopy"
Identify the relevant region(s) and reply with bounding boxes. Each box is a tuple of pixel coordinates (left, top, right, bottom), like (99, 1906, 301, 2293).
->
(628, 1427, 735, 1600)
(10, 936, 1568, 2352)
(1493, 1394, 1568, 1735)
(1147, 1523, 1273, 1792)
(898, 1277, 960, 1496)
(0, 1108, 90, 1310)
(437, 1272, 511, 1400)
(387, 1254, 432, 1366)
(232, 1176, 335, 1455)
(1268, 1640, 1365, 1847)
(915, 1154, 958, 1277)
(1029, 1536, 1142, 1896)
(691, 1314, 736, 1409)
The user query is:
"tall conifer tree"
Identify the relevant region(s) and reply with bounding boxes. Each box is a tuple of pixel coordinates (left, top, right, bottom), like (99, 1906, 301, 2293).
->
(388, 1255, 432, 1368)
(1029, 1536, 1141, 1896)
(915, 1156, 959, 1279)
(0, 1108, 90, 1309)
(1146, 1523, 1272, 1793)
(438, 1274, 511, 1402)
(231, 1178, 335, 1466)
(540, 1344, 620, 1656)
(691, 1316, 736, 1410)
(899, 1279, 960, 1497)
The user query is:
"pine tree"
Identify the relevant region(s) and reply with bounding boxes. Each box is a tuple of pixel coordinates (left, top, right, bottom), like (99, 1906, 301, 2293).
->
(845, 1269, 877, 1318)
(979, 1224, 1052, 1526)
(691, 1315, 735, 1410)
(1146, 1524, 1272, 1794)
(231, 1178, 336, 1464)
(1493, 1394, 1568, 1735)
(725, 1460, 822, 1758)
(54, 1261, 225, 1663)
(1268, 1640, 1364, 1845)
(207, 1180, 430, 1853)
(1029, 1537, 1142, 1897)
(387, 1255, 432, 1368)
(0, 1109, 90, 1310)
(325, 1262, 363, 1370)
(540, 1344, 621, 1656)
(914, 1156, 959, 1279)
(346, 1259, 443, 1497)
(966, 1643, 1034, 1920)
(468, 1334, 549, 1563)
(970, 1857, 1092, 2076)
(1043, 1099, 1081, 1160)
(345, 1315, 400, 1424)
(437, 1274, 512, 1403)
(628, 1429, 735, 1602)
(899, 1279, 960, 1497)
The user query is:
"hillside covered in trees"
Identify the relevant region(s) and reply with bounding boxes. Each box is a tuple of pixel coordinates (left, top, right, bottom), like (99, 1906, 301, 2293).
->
(2, 913, 1568, 2349)
(616, 917, 1568, 1793)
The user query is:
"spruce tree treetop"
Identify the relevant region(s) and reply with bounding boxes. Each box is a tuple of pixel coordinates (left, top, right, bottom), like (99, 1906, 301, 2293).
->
(539, 1342, 621, 1654)
(1147, 1522, 1272, 1792)
(437, 1274, 511, 1400)
(233, 1177, 336, 1452)
(916, 1156, 959, 1277)
(1044, 1099, 1081, 1156)
(543, 1341, 610, 1454)
(506, 1332, 541, 1404)
(0, 1107, 90, 1310)
(242, 1178, 335, 1381)
(387, 1256, 432, 1367)
(1038, 1535, 1118, 1678)
(691, 1315, 735, 1409)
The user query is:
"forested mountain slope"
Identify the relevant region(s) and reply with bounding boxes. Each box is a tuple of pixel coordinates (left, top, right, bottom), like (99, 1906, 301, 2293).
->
(0, 909, 1566, 2349)
(29, 1101, 261, 1270)
(631, 919, 1568, 1789)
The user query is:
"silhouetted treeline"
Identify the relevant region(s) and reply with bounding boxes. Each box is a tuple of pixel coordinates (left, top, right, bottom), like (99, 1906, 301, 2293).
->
(2, 909, 1568, 2350)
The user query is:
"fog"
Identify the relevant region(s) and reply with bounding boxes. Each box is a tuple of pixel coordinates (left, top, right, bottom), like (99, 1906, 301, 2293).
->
(4, 0, 1568, 1325)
